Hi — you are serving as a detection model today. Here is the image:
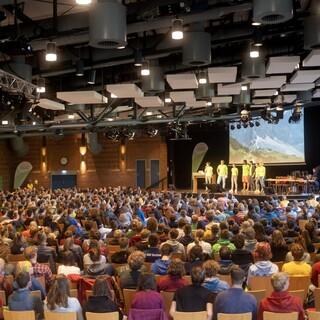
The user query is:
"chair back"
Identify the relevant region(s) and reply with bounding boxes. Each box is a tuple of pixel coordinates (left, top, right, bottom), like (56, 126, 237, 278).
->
(123, 289, 136, 315)
(308, 311, 320, 320)
(173, 311, 207, 320)
(263, 311, 298, 320)
(160, 291, 175, 315)
(7, 254, 25, 262)
(86, 290, 93, 300)
(44, 311, 77, 320)
(273, 261, 284, 271)
(247, 290, 266, 306)
(3, 310, 35, 320)
(217, 313, 252, 320)
(218, 274, 232, 286)
(30, 290, 41, 299)
(288, 290, 305, 303)
(248, 276, 273, 296)
(288, 276, 310, 300)
(70, 289, 78, 298)
(0, 290, 6, 305)
(298, 220, 308, 231)
(86, 312, 119, 320)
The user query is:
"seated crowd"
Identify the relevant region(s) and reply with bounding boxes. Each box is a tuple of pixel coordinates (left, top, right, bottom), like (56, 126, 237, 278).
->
(0, 187, 319, 320)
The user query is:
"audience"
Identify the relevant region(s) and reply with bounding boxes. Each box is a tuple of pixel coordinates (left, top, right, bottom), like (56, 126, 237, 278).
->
(57, 251, 81, 276)
(258, 272, 305, 320)
(212, 229, 236, 255)
(151, 244, 172, 275)
(202, 260, 229, 293)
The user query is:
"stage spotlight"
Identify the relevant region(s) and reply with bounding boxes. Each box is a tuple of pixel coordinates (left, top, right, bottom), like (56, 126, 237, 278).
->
(243, 123, 248, 128)
(249, 122, 254, 128)
(146, 127, 159, 137)
(255, 121, 260, 127)
(106, 129, 120, 141)
(236, 123, 241, 129)
(198, 70, 208, 85)
(240, 109, 251, 122)
(141, 61, 150, 76)
(289, 105, 302, 123)
(123, 128, 135, 140)
(249, 44, 260, 58)
(55, 129, 64, 136)
(230, 124, 235, 130)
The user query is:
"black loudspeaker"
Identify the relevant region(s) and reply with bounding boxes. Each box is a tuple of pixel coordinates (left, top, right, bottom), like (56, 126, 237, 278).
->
(263, 186, 274, 195)
(205, 183, 223, 193)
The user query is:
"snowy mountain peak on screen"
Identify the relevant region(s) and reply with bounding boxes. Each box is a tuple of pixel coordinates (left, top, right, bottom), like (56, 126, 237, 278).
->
(251, 135, 303, 157)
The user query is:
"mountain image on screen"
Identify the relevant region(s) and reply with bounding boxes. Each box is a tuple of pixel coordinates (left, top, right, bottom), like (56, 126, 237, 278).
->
(229, 110, 305, 164)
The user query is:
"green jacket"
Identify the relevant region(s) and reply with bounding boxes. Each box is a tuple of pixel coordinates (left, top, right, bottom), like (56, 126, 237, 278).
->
(212, 238, 236, 255)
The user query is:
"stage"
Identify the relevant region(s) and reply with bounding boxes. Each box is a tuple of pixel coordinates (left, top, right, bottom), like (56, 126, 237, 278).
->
(177, 189, 314, 202)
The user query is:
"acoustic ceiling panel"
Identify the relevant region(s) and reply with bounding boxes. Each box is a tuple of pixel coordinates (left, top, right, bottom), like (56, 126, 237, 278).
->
(250, 76, 287, 89)
(38, 99, 65, 111)
(303, 49, 320, 67)
(281, 83, 315, 91)
(290, 70, 320, 83)
(274, 94, 297, 103)
(208, 67, 237, 83)
(170, 91, 195, 102)
(313, 89, 320, 98)
(217, 83, 242, 95)
(57, 91, 108, 104)
(113, 106, 133, 113)
(253, 90, 278, 97)
(212, 96, 233, 103)
(106, 84, 143, 98)
(166, 73, 198, 90)
(134, 96, 164, 108)
(252, 98, 272, 105)
(266, 56, 300, 74)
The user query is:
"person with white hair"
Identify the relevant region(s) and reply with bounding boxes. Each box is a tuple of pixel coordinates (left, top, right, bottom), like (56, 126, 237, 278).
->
(258, 272, 305, 320)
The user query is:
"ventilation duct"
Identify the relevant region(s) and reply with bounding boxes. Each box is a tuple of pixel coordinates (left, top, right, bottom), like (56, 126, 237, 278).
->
(142, 61, 165, 93)
(241, 54, 266, 79)
(87, 132, 102, 155)
(195, 84, 215, 99)
(10, 137, 29, 158)
(6, 56, 32, 82)
(89, 0, 127, 49)
(182, 31, 211, 66)
(253, 0, 294, 25)
(304, 0, 320, 49)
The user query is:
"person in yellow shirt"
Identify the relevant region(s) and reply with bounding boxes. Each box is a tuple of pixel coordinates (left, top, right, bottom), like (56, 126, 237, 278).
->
(204, 162, 213, 186)
(242, 160, 250, 192)
(282, 244, 311, 276)
(255, 162, 266, 193)
(230, 164, 238, 193)
(217, 160, 228, 189)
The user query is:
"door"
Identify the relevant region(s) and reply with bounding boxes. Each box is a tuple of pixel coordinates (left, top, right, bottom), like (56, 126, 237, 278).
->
(51, 174, 77, 190)
(136, 160, 146, 188)
(150, 160, 160, 187)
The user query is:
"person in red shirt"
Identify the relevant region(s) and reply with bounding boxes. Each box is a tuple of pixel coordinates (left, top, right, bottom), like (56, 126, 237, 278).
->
(311, 258, 320, 286)
(258, 272, 305, 320)
(157, 258, 188, 292)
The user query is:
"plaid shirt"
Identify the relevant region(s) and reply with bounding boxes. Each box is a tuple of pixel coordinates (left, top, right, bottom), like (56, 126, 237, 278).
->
(33, 262, 53, 287)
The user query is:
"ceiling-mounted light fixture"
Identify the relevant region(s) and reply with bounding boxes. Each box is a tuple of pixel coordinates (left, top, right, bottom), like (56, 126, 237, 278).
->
(45, 41, 57, 62)
(76, 0, 92, 4)
(253, 29, 263, 47)
(141, 61, 150, 76)
(250, 44, 260, 58)
(252, 21, 261, 26)
(206, 101, 212, 107)
(198, 70, 208, 85)
(76, 60, 84, 76)
(165, 92, 172, 103)
(88, 69, 96, 84)
(134, 49, 143, 67)
(36, 78, 46, 93)
(1, 120, 8, 125)
(68, 114, 75, 119)
(79, 133, 87, 156)
(171, 18, 184, 40)
(241, 84, 248, 91)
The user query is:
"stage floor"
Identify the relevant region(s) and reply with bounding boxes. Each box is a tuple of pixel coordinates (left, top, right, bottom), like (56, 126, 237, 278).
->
(176, 189, 314, 202)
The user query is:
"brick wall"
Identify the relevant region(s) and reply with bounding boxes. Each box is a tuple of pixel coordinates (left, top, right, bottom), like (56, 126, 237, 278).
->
(0, 134, 168, 190)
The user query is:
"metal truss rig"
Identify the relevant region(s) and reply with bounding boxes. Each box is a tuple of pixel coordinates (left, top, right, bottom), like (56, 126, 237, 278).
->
(0, 69, 40, 102)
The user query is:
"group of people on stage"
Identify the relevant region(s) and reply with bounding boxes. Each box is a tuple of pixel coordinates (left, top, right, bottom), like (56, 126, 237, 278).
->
(204, 160, 266, 193)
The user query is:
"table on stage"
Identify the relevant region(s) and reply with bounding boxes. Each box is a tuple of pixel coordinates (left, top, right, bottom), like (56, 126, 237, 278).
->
(265, 177, 316, 194)
(192, 172, 216, 193)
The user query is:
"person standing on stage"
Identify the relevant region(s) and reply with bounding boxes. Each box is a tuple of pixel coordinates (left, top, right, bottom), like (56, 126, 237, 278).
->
(217, 160, 228, 189)
(230, 164, 238, 193)
(256, 162, 266, 193)
(249, 161, 256, 191)
(242, 160, 250, 192)
(204, 162, 214, 187)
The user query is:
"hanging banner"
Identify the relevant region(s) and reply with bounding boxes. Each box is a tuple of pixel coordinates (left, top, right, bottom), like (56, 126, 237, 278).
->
(191, 142, 208, 184)
(14, 161, 33, 189)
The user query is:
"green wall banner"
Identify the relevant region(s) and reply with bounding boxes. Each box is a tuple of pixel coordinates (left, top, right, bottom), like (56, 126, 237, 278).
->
(14, 161, 32, 189)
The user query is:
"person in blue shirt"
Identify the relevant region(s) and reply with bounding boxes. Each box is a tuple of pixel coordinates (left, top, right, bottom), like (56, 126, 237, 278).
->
(214, 266, 257, 320)
(202, 260, 229, 293)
